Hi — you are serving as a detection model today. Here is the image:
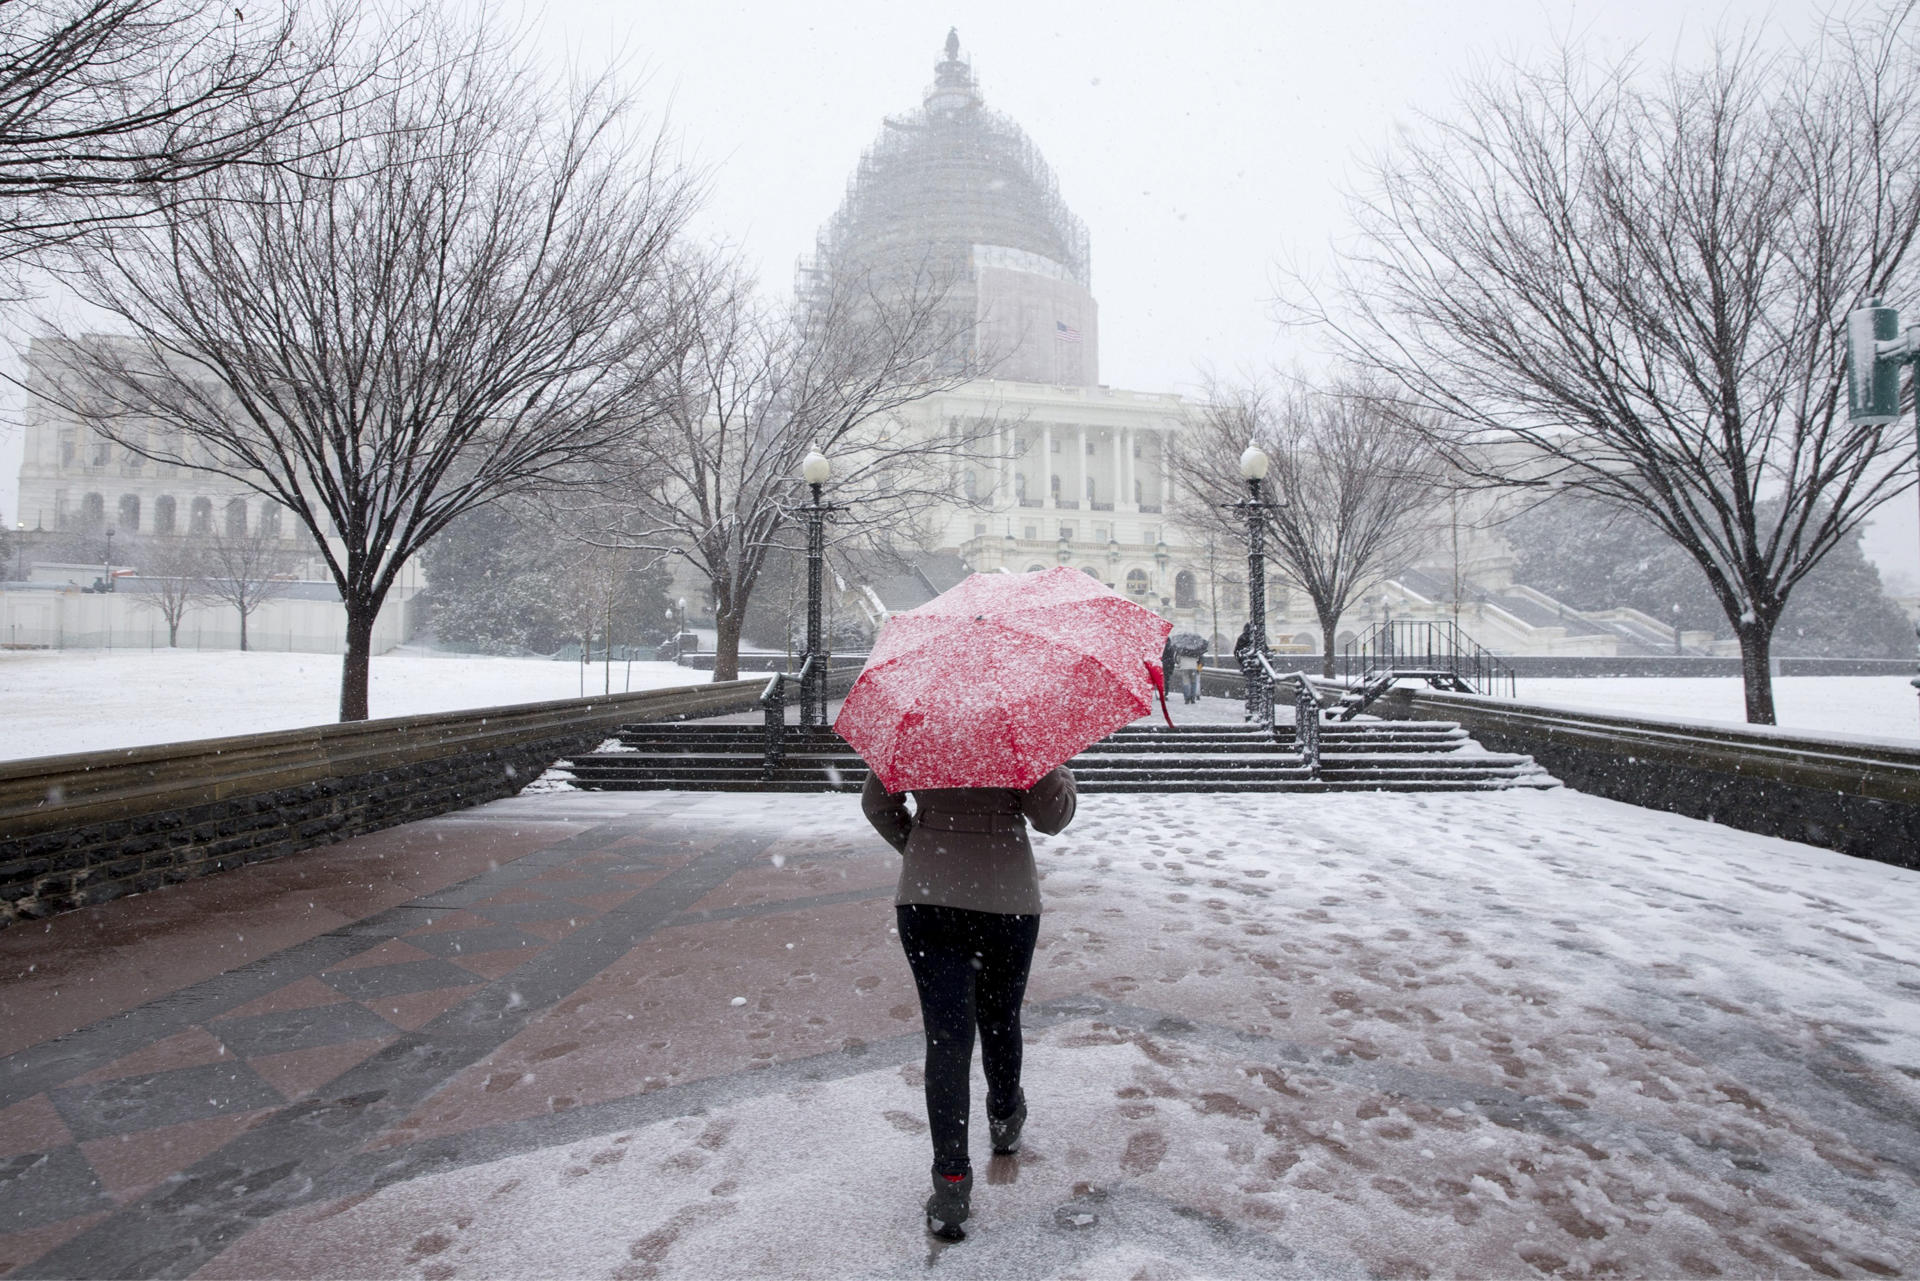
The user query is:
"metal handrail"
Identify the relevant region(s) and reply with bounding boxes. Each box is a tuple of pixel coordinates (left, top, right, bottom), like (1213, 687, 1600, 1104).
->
(1251, 650, 1281, 737)
(758, 655, 817, 779)
(1265, 667, 1325, 774)
(1338, 620, 1516, 699)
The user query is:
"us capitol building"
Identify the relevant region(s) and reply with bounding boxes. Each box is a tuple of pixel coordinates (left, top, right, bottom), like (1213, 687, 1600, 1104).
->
(798, 34, 1708, 660)
(805, 33, 1242, 643)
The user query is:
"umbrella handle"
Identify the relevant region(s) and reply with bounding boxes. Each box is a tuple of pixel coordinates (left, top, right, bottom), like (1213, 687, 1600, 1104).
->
(1146, 659, 1174, 729)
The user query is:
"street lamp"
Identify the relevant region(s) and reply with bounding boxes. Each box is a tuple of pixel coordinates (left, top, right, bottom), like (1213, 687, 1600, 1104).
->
(798, 450, 842, 727)
(1221, 444, 1280, 724)
(1672, 603, 1683, 657)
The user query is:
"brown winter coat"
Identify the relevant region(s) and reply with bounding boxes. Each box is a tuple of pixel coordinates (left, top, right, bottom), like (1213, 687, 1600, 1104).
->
(860, 768, 1078, 916)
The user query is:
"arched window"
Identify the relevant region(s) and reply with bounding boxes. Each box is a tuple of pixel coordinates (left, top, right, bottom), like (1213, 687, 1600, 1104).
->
(118, 494, 140, 531)
(154, 495, 176, 534)
(1125, 568, 1149, 596)
(1027, 564, 1047, 574)
(1086, 476, 1097, 502)
(259, 505, 282, 539)
(225, 497, 247, 537)
(189, 497, 213, 534)
(1015, 473, 1027, 501)
(964, 471, 978, 499)
(1081, 566, 1101, 579)
(1050, 473, 1061, 500)
(81, 492, 104, 525)
(1174, 570, 1198, 608)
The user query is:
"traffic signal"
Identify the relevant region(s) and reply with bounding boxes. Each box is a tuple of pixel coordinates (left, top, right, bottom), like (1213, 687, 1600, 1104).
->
(1847, 299, 1906, 425)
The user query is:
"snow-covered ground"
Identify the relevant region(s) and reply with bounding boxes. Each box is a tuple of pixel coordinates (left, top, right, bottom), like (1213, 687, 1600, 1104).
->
(198, 787, 1920, 1279)
(0, 649, 703, 760)
(1513, 676, 1920, 744)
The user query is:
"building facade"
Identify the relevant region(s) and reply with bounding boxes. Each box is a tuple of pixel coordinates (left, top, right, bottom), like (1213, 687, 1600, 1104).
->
(6, 337, 423, 653)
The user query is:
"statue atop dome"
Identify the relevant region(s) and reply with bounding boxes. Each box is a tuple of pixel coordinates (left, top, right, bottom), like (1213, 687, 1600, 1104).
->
(927, 27, 978, 115)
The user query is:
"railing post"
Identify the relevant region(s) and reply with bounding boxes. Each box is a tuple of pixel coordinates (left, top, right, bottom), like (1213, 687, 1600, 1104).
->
(761, 673, 787, 781)
(1294, 677, 1321, 777)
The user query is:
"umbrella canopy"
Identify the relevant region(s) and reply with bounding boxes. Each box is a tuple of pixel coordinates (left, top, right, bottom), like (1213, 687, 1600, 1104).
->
(1166, 631, 1209, 657)
(835, 566, 1173, 792)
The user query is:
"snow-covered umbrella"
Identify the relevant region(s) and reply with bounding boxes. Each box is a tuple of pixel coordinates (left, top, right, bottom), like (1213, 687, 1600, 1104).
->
(835, 566, 1173, 792)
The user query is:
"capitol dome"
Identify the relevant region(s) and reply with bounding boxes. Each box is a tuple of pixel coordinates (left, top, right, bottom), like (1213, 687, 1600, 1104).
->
(807, 31, 1100, 385)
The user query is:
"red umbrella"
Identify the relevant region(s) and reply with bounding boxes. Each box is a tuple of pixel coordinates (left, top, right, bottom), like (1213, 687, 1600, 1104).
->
(835, 566, 1173, 792)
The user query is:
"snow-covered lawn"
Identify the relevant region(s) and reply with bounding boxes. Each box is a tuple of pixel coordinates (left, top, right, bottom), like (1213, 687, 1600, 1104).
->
(4, 650, 1917, 763)
(0, 649, 704, 760)
(1513, 676, 1920, 744)
(197, 788, 1920, 1279)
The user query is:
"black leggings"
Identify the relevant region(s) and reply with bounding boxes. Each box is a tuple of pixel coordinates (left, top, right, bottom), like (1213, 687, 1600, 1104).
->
(896, 903, 1040, 1174)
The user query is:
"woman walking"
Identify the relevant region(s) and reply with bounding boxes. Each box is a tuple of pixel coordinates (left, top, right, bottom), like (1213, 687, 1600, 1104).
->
(860, 766, 1077, 1241)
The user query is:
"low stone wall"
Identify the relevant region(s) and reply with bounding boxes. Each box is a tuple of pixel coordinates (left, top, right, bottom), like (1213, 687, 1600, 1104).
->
(0, 679, 778, 926)
(1373, 687, 1920, 869)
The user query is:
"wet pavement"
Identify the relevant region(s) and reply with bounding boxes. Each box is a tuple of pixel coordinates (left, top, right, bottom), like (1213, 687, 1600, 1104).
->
(3, 770, 1919, 1278)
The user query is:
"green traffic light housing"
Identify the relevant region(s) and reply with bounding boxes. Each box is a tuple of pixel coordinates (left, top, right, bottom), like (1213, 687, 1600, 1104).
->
(1847, 299, 1906, 425)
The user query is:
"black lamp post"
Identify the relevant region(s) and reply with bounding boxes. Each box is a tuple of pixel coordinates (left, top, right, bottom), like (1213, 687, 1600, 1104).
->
(1221, 444, 1279, 723)
(799, 450, 843, 727)
(103, 527, 115, 592)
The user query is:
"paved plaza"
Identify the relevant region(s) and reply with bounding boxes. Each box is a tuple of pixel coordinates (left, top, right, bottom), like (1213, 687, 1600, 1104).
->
(3, 776, 1919, 1278)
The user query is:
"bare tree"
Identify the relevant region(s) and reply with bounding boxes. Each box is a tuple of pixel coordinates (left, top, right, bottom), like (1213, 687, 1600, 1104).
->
(1171, 373, 1446, 677)
(1295, 14, 1920, 722)
(581, 248, 991, 681)
(0, 0, 361, 294)
(129, 532, 210, 645)
(199, 523, 292, 650)
(39, 17, 698, 718)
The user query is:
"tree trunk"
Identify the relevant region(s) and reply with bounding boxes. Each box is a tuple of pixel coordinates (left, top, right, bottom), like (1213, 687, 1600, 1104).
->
(167, 616, 179, 646)
(340, 605, 375, 721)
(1736, 617, 1778, 725)
(713, 609, 743, 682)
(238, 606, 248, 652)
(1317, 606, 1341, 680)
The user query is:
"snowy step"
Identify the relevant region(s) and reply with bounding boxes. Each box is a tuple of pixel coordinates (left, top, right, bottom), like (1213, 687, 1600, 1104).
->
(562, 718, 1559, 793)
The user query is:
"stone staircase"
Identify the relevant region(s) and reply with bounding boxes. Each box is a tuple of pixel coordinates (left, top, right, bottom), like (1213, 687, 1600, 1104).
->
(559, 721, 1559, 794)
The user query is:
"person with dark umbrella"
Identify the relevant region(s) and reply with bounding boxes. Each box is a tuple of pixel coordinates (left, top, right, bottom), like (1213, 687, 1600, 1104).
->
(861, 767, 1077, 1241)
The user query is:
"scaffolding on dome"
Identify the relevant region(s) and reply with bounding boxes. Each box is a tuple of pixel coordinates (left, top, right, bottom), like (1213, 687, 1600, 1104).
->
(797, 44, 1091, 302)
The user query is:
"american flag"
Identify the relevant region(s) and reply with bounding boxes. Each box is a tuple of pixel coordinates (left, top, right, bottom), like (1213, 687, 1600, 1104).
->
(1055, 320, 1083, 343)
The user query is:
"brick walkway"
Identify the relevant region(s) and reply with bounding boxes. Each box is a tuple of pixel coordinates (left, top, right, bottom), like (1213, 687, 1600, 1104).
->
(3, 780, 1918, 1278)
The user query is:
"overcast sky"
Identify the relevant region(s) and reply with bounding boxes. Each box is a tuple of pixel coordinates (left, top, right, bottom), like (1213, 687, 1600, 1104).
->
(8, 0, 1916, 588)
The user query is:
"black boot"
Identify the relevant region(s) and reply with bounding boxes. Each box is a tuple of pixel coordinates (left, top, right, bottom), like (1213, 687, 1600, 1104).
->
(926, 1167, 972, 1241)
(989, 1091, 1027, 1155)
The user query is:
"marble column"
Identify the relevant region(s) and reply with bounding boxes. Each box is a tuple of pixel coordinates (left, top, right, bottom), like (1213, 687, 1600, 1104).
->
(1042, 424, 1055, 506)
(1078, 425, 1090, 507)
(998, 424, 1012, 508)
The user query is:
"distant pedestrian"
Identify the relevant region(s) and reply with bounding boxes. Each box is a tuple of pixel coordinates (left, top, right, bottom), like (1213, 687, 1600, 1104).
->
(1178, 651, 1202, 703)
(861, 766, 1078, 1242)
